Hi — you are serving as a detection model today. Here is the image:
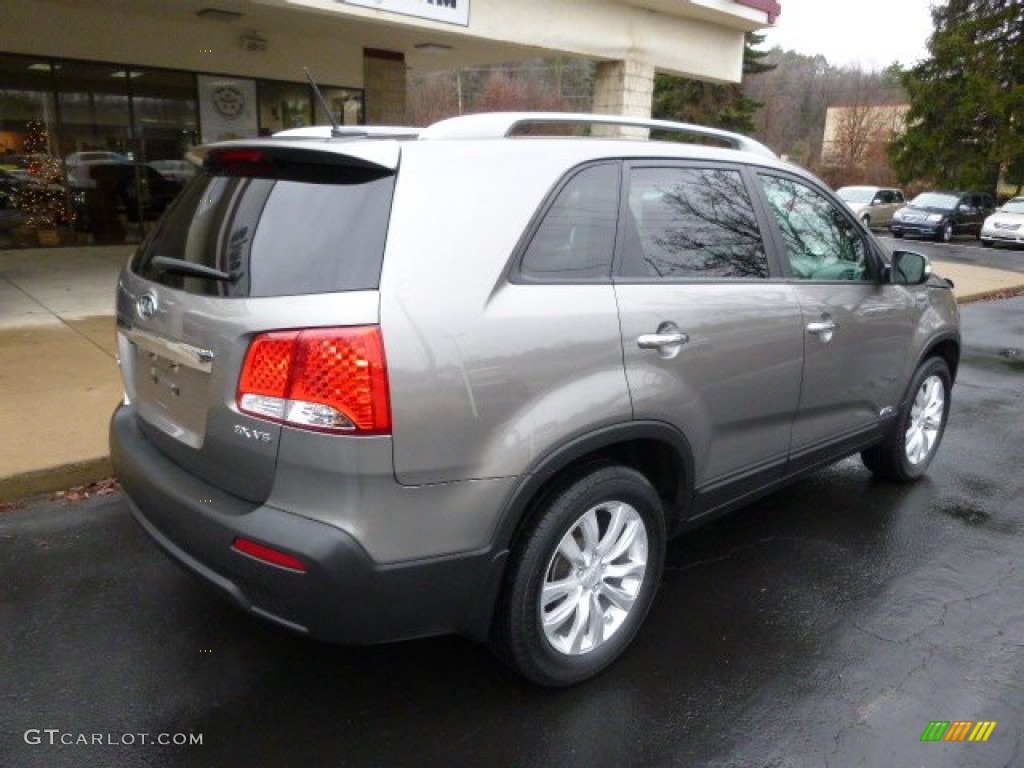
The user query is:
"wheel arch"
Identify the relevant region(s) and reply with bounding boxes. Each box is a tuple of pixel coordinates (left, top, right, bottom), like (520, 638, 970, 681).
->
(918, 333, 961, 385)
(494, 421, 695, 555)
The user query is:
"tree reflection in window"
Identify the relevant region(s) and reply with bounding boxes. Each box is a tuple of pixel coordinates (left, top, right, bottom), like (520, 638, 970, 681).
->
(758, 174, 868, 281)
(624, 167, 768, 279)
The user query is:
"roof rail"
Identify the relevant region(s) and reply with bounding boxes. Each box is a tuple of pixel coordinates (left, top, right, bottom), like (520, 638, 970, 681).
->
(418, 112, 776, 157)
(273, 125, 420, 140)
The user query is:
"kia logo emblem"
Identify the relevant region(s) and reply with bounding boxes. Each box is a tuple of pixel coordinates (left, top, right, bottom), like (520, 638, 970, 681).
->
(136, 292, 158, 320)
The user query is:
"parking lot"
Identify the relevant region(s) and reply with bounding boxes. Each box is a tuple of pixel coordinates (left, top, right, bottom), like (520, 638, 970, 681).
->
(1, 296, 1021, 767)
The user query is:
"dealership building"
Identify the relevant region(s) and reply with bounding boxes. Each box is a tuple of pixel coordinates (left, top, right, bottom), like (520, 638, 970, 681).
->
(0, 0, 779, 248)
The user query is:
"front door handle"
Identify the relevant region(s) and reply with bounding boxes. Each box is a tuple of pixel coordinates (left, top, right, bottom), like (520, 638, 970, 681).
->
(637, 323, 689, 359)
(806, 320, 837, 334)
(807, 317, 838, 343)
(637, 331, 689, 349)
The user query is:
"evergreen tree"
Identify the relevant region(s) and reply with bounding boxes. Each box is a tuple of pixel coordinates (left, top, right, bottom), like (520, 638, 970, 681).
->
(653, 32, 774, 134)
(889, 0, 1023, 192)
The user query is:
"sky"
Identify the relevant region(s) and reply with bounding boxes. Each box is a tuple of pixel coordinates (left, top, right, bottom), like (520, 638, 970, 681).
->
(759, 0, 936, 71)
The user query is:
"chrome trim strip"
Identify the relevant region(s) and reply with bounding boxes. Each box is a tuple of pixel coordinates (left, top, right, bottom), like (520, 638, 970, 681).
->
(121, 327, 215, 373)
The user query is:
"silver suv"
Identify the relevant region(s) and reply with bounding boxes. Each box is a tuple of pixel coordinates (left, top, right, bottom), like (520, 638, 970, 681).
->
(111, 113, 960, 687)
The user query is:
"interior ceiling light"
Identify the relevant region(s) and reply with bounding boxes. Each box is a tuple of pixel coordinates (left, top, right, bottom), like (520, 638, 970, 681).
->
(197, 8, 243, 21)
(414, 43, 454, 54)
(28, 63, 59, 71)
(111, 71, 143, 79)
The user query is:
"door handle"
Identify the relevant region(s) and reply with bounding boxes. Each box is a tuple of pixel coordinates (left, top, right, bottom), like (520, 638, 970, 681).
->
(806, 320, 837, 335)
(807, 317, 838, 343)
(637, 332, 689, 349)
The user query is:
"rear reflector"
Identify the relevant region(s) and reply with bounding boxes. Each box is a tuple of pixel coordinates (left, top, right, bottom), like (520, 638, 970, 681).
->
(237, 326, 390, 434)
(232, 537, 308, 572)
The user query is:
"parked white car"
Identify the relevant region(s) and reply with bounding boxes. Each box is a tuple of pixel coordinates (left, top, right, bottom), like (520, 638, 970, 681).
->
(837, 186, 906, 229)
(979, 197, 1024, 249)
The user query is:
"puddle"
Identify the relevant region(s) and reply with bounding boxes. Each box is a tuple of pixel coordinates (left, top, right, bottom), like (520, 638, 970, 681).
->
(935, 500, 1020, 535)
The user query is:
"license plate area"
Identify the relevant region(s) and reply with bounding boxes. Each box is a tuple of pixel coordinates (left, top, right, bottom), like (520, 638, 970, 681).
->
(126, 329, 214, 449)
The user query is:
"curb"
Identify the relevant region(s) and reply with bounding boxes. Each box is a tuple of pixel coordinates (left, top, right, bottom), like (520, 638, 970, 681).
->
(0, 457, 114, 504)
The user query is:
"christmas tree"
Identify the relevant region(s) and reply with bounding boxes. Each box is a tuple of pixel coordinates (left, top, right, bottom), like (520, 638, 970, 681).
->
(16, 120, 70, 231)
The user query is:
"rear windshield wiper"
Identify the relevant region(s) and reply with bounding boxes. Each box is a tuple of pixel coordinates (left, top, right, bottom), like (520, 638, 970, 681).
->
(151, 255, 237, 283)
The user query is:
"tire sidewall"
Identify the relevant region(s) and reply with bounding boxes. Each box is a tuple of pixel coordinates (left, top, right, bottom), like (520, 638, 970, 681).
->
(500, 466, 666, 686)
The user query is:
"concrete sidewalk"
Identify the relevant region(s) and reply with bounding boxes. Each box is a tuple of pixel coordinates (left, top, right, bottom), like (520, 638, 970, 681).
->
(1, 246, 1023, 502)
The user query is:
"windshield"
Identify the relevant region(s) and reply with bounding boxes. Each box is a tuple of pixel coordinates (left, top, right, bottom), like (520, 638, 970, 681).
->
(911, 192, 958, 210)
(837, 187, 875, 204)
(1000, 198, 1024, 214)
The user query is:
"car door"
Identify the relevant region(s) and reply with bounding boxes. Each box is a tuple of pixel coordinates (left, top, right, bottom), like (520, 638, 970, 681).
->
(613, 162, 805, 513)
(875, 190, 899, 226)
(753, 172, 922, 473)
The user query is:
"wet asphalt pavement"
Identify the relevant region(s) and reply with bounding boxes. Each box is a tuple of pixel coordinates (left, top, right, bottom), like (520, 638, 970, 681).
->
(2, 298, 1023, 768)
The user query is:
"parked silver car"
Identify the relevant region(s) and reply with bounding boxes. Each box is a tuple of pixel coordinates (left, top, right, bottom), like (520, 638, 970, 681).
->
(979, 196, 1024, 248)
(111, 112, 960, 686)
(836, 185, 905, 228)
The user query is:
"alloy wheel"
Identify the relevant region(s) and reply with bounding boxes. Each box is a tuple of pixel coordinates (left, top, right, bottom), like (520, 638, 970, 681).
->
(540, 501, 648, 656)
(905, 373, 946, 465)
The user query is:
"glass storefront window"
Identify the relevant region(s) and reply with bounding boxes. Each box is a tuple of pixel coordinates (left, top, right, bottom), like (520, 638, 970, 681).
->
(0, 53, 362, 249)
(0, 55, 65, 247)
(316, 87, 364, 126)
(258, 81, 313, 134)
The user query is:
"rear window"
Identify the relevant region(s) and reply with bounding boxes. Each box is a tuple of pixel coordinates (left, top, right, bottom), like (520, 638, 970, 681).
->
(131, 156, 395, 297)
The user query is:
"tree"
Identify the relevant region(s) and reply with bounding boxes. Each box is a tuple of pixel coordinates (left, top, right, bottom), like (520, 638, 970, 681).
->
(653, 32, 774, 133)
(889, 0, 1024, 192)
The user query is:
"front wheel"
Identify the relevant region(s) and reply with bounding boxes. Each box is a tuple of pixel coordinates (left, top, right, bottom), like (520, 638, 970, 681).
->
(939, 221, 954, 242)
(862, 357, 951, 482)
(489, 465, 666, 687)
(860, 214, 871, 229)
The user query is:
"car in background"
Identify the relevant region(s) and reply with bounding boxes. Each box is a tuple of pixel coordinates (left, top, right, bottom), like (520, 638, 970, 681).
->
(148, 159, 197, 184)
(65, 151, 130, 188)
(70, 162, 184, 228)
(890, 191, 995, 242)
(979, 196, 1024, 249)
(836, 186, 905, 228)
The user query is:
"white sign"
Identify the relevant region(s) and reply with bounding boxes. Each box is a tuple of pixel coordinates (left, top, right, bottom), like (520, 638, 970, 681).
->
(198, 75, 259, 144)
(339, 0, 469, 26)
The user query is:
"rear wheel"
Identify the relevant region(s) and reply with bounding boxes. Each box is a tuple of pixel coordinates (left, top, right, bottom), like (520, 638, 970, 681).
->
(490, 465, 665, 687)
(862, 357, 951, 482)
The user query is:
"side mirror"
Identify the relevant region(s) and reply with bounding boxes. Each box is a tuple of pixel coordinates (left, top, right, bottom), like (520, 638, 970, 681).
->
(890, 250, 932, 285)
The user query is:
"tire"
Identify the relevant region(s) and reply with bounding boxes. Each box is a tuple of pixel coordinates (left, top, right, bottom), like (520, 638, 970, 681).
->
(489, 464, 666, 687)
(981, 239, 993, 248)
(860, 214, 871, 229)
(939, 221, 953, 242)
(861, 357, 951, 482)
(892, 231, 904, 239)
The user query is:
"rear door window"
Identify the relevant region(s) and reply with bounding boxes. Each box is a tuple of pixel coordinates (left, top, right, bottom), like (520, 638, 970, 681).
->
(619, 166, 769, 279)
(132, 158, 395, 297)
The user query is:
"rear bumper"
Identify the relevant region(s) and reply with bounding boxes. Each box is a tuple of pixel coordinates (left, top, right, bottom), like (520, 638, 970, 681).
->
(111, 405, 505, 643)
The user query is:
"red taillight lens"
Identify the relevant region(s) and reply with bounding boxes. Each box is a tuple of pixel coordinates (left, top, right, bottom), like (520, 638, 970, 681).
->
(237, 326, 391, 434)
(232, 537, 308, 572)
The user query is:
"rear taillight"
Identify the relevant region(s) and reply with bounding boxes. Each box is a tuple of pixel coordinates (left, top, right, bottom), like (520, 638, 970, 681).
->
(237, 326, 390, 434)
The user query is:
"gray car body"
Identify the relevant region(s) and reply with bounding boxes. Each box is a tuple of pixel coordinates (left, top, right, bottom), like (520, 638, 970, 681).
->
(111, 122, 960, 644)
